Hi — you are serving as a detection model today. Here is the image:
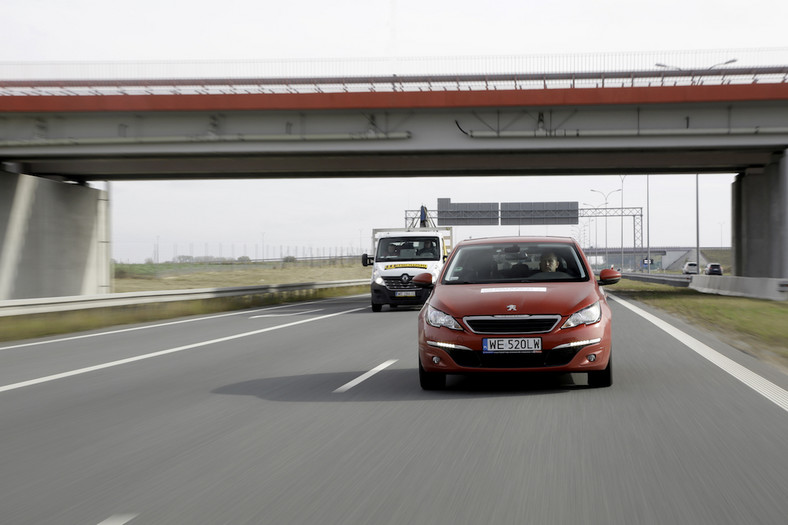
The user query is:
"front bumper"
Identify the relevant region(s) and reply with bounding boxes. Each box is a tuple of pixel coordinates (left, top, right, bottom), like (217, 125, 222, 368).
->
(371, 281, 431, 306)
(418, 323, 611, 373)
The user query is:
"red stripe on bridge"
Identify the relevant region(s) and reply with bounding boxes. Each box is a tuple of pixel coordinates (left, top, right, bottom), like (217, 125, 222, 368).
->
(2, 83, 788, 113)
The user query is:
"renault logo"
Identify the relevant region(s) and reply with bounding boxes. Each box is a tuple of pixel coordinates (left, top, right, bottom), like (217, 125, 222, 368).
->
(400, 274, 411, 284)
(507, 304, 517, 312)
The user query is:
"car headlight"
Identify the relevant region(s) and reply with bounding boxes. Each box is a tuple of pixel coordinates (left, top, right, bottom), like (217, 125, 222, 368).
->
(426, 305, 462, 330)
(561, 301, 601, 329)
(372, 270, 384, 285)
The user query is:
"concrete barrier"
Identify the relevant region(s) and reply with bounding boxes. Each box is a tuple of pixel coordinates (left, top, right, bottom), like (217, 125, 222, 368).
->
(690, 275, 788, 301)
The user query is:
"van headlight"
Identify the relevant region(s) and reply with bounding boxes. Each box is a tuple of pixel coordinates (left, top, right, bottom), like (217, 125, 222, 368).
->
(561, 302, 601, 329)
(426, 305, 462, 330)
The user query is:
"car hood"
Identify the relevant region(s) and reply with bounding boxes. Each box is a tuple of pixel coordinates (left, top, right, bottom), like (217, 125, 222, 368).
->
(431, 282, 599, 317)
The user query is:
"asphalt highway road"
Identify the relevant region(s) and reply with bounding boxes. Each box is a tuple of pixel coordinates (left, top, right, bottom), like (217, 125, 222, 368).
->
(1, 294, 787, 525)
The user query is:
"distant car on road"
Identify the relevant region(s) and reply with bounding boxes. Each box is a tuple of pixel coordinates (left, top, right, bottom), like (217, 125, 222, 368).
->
(413, 236, 621, 390)
(682, 261, 698, 274)
(704, 263, 723, 275)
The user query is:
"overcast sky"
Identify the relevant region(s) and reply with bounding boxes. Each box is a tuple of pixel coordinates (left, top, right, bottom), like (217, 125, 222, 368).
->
(3, 1, 787, 262)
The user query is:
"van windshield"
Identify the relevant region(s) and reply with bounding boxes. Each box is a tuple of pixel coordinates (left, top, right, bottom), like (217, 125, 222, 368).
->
(376, 237, 440, 262)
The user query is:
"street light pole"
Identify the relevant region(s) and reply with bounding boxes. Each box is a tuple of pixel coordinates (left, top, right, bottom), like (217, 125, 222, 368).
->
(655, 58, 737, 85)
(647, 175, 650, 273)
(696, 173, 700, 271)
(582, 202, 603, 270)
(590, 189, 621, 269)
(619, 175, 626, 270)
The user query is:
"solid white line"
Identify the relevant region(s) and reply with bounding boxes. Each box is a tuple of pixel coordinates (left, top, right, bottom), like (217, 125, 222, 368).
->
(0, 308, 364, 394)
(609, 294, 788, 413)
(249, 308, 324, 319)
(97, 515, 138, 525)
(0, 301, 333, 351)
(333, 359, 398, 393)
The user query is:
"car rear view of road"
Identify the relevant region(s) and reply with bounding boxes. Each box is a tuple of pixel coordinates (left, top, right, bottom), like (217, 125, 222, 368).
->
(1, 294, 787, 525)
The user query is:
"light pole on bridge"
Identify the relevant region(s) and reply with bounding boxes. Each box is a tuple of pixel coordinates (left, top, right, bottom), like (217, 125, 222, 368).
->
(655, 58, 737, 84)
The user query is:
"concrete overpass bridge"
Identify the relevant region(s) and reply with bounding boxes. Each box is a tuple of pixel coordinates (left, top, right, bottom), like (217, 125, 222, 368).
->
(1, 60, 787, 298)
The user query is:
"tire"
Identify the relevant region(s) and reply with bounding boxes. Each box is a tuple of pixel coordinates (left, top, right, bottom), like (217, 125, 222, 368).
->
(371, 302, 382, 312)
(419, 357, 446, 390)
(588, 355, 612, 388)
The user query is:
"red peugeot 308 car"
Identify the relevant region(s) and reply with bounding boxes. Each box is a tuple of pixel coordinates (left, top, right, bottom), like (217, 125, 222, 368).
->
(414, 236, 621, 390)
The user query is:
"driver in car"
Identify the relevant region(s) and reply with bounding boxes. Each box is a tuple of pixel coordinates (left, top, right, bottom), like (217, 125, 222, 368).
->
(539, 252, 559, 273)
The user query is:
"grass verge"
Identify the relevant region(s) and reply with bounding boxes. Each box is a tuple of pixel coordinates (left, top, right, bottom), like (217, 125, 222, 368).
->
(611, 278, 788, 373)
(113, 261, 371, 292)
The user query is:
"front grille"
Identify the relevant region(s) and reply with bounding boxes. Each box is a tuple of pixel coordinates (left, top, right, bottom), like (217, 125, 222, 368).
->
(447, 347, 580, 368)
(464, 315, 561, 334)
(383, 277, 418, 290)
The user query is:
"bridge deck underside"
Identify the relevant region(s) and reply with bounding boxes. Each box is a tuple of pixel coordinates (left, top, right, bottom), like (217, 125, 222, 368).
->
(1, 148, 780, 181)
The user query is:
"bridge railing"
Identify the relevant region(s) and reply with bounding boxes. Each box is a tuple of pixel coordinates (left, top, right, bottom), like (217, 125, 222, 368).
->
(1, 49, 786, 96)
(1, 67, 785, 96)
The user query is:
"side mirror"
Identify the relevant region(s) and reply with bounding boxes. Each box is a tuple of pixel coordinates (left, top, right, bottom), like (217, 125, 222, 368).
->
(362, 254, 373, 267)
(598, 268, 621, 286)
(412, 272, 434, 288)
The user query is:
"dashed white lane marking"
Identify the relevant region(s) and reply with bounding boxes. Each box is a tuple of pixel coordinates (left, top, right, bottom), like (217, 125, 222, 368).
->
(0, 302, 324, 352)
(609, 294, 788, 413)
(249, 308, 324, 319)
(333, 360, 399, 393)
(97, 514, 138, 525)
(0, 308, 364, 394)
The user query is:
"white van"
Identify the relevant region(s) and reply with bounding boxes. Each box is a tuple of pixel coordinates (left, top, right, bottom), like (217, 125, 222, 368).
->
(362, 228, 452, 312)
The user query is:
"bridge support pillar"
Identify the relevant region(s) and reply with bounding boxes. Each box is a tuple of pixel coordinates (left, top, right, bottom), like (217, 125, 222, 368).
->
(733, 150, 788, 278)
(0, 172, 111, 300)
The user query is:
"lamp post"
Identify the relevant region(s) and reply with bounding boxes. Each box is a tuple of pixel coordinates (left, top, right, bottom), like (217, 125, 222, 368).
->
(696, 173, 700, 271)
(719, 222, 724, 247)
(647, 175, 650, 273)
(590, 189, 621, 269)
(582, 202, 602, 269)
(619, 175, 626, 270)
(655, 59, 737, 84)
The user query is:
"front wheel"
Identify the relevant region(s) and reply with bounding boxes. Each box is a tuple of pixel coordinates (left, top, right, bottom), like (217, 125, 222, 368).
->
(588, 355, 612, 388)
(371, 302, 382, 312)
(419, 357, 446, 390)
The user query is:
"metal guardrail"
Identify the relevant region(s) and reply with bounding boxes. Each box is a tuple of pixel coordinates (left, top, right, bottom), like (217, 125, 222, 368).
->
(0, 280, 369, 317)
(620, 272, 692, 287)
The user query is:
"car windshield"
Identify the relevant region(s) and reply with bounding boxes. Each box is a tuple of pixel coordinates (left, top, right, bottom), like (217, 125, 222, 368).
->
(443, 242, 589, 284)
(375, 237, 440, 261)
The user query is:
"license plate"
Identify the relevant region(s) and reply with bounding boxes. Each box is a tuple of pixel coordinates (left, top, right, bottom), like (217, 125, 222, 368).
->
(395, 291, 416, 297)
(483, 337, 542, 353)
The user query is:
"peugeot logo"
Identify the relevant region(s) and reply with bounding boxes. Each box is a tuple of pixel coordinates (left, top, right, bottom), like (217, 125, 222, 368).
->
(507, 304, 517, 312)
(400, 274, 411, 284)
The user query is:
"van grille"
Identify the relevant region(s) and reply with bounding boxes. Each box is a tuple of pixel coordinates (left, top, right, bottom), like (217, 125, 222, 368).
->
(383, 276, 418, 290)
